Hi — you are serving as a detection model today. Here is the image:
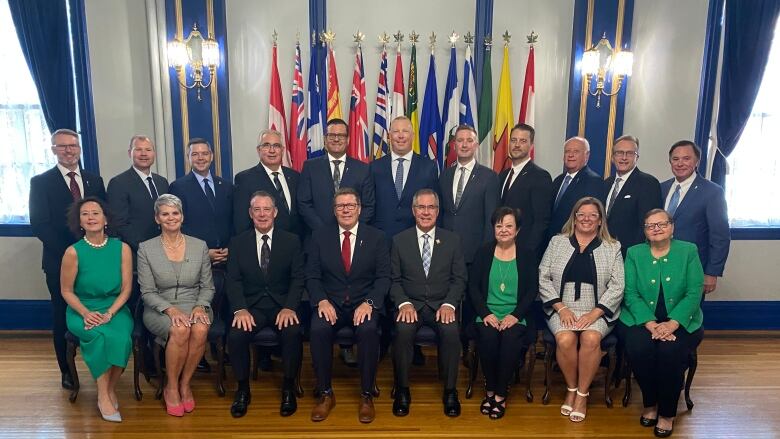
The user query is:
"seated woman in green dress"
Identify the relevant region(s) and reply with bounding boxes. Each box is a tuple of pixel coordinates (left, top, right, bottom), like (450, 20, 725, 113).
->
(468, 207, 538, 419)
(61, 197, 133, 423)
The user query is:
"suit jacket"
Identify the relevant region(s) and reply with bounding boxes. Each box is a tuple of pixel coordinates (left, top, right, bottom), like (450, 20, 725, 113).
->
(439, 163, 499, 264)
(233, 164, 301, 236)
(661, 174, 730, 276)
(107, 167, 169, 252)
(548, 166, 605, 240)
(620, 240, 704, 332)
(605, 167, 662, 256)
(390, 227, 467, 311)
(29, 166, 106, 273)
(369, 153, 439, 239)
(225, 228, 304, 313)
(297, 155, 375, 231)
(169, 172, 233, 249)
(498, 161, 553, 255)
(305, 223, 390, 312)
(137, 235, 215, 313)
(468, 242, 538, 322)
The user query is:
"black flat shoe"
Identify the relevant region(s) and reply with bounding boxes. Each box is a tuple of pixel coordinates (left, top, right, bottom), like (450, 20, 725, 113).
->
(654, 426, 673, 438)
(61, 372, 75, 390)
(280, 389, 297, 417)
(230, 390, 251, 418)
(640, 416, 659, 427)
(442, 389, 461, 417)
(393, 387, 411, 417)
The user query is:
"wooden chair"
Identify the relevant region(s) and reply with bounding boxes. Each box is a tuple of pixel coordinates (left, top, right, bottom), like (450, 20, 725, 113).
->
(312, 325, 381, 398)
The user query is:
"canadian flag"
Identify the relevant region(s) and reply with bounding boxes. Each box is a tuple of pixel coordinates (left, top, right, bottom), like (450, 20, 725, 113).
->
(269, 43, 291, 166)
(518, 45, 536, 159)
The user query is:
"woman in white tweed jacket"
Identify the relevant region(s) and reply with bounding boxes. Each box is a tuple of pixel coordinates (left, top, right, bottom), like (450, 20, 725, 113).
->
(539, 197, 624, 423)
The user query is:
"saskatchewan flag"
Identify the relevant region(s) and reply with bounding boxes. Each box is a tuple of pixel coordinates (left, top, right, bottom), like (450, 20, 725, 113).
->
(406, 44, 421, 154)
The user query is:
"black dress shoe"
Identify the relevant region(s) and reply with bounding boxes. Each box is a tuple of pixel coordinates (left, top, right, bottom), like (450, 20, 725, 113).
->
(654, 426, 673, 438)
(61, 372, 74, 390)
(392, 387, 411, 416)
(230, 390, 251, 418)
(442, 389, 461, 417)
(412, 346, 425, 366)
(640, 416, 659, 427)
(280, 389, 297, 417)
(197, 357, 211, 373)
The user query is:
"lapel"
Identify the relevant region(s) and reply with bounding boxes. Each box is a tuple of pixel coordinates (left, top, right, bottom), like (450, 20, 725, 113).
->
(187, 172, 213, 209)
(129, 168, 154, 200)
(674, 176, 701, 219)
(350, 225, 369, 277)
(49, 167, 73, 199)
(282, 167, 295, 209)
(330, 227, 349, 278)
(340, 157, 354, 187)
(399, 154, 420, 202)
(406, 229, 428, 278)
(455, 165, 480, 210)
(245, 230, 267, 279)
(319, 157, 337, 196)
(427, 229, 444, 278)
(441, 166, 456, 208)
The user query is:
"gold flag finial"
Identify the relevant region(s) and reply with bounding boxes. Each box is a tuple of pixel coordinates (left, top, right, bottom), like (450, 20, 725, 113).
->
(321, 29, 336, 45)
(448, 31, 460, 48)
(502, 30, 512, 45)
(353, 30, 365, 47)
(409, 31, 420, 45)
(272, 29, 278, 46)
(393, 30, 404, 45)
(484, 35, 493, 51)
(463, 32, 474, 45)
(527, 31, 538, 45)
(429, 32, 437, 51)
(379, 32, 391, 49)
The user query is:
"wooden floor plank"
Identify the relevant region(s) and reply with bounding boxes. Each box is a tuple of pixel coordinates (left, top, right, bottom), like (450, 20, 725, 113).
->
(0, 331, 778, 438)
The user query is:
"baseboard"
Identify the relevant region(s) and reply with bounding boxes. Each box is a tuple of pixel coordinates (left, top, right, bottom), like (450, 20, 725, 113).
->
(0, 299, 779, 330)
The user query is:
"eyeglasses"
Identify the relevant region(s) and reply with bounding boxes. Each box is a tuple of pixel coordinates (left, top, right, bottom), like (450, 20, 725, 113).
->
(575, 212, 600, 220)
(644, 221, 672, 230)
(257, 143, 283, 151)
(53, 143, 80, 150)
(335, 203, 359, 211)
(413, 204, 439, 212)
(613, 150, 638, 158)
(325, 133, 348, 140)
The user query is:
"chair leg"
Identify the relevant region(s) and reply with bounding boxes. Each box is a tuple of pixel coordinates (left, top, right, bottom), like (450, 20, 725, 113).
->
(295, 366, 304, 397)
(371, 379, 380, 398)
(133, 349, 143, 401)
(466, 341, 478, 399)
(604, 347, 616, 408)
(685, 350, 698, 410)
(154, 342, 164, 400)
(542, 343, 554, 405)
(622, 354, 631, 407)
(525, 343, 536, 403)
(66, 341, 80, 403)
(251, 345, 259, 381)
(215, 341, 226, 397)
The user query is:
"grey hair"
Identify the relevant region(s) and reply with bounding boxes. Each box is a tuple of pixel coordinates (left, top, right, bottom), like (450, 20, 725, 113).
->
(129, 135, 155, 151)
(412, 188, 439, 207)
(333, 187, 361, 206)
(250, 190, 277, 208)
(257, 129, 283, 145)
(51, 128, 80, 146)
(614, 134, 640, 152)
(565, 136, 590, 152)
(154, 193, 183, 216)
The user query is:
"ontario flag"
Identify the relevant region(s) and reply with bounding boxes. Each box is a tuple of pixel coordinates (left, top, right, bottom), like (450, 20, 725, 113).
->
(390, 45, 406, 120)
(372, 48, 390, 159)
(289, 41, 307, 172)
(326, 45, 343, 120)
(441, 45, 459, 168)
(419, 50, 440, 164)
(492, 44, 513, 172)
(518, 45, 536, 158)
(348, 46, 369, 162)
(269, 42, 291, 167)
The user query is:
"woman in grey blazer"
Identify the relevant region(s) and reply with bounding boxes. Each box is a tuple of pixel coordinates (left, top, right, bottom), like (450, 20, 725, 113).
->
(539, 197, 624, 423)
(138, 194, 214, 417)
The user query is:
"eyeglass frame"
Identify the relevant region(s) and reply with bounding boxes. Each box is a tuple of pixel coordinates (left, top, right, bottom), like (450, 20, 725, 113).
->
(257, 142, 283, 151)
(643, 220, 673, 230)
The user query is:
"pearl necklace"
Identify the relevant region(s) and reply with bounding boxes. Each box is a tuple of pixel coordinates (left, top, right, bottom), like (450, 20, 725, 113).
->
(83, 235, 108, 248)
(161, 233, 184, 250)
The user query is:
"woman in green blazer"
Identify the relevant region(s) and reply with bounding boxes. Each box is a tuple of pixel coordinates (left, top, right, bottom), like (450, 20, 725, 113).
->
(620, 209, 704, 438)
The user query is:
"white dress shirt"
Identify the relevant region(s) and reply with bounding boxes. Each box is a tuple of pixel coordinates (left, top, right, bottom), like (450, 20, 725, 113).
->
(328, 152, 347, 177)
(57, 163, 83, 196)
(451, 158, 476, 201)
(398, 226, 455, 310)
(606, 166, 635, 213)
(194, 171, 215, 197)
(390, 150, 414, 190)
(664, 173, 697, 211)
(261, 163, 292, 209)
(255, 227, 274, 265)
(338, 223, 359, 264)
(504, 157, 531, 193)
(133, 166, 157, 198)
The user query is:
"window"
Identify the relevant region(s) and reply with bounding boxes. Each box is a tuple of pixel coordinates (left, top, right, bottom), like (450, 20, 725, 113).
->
(0, 0, 54, 225)
(725, 19, 780, 228)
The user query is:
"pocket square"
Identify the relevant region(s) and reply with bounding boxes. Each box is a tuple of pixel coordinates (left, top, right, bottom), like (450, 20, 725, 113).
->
(623, 194, 632, 199)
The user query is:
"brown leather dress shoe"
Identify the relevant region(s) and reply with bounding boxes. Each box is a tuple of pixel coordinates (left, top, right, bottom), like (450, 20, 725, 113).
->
(311, 391, 336, 422)
(358, 393, 375, 423)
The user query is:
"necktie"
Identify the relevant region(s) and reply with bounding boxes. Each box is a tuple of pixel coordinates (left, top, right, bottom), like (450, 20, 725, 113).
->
(332, 159, 342, 191)
(421, 234, 431, 277)
(454, 167, 467, 208)
(667, 184, 682, 216)
(607, 177, 623, 214)
(272, 171, 289, 211)
(554, 175, 572, 209)
(501, 169, 515, 203)
(341, 231, 352, 274)
(67, 171, 81, 201)
(260, 235, 270, 274)
(394, 158, 405, 199)
(147, 176, 159, 200)
(203, 177, 216, 208)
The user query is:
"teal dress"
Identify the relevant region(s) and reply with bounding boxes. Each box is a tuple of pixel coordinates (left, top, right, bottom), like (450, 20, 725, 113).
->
(477, 257, 526, 326)
(65, 238, 133, 379)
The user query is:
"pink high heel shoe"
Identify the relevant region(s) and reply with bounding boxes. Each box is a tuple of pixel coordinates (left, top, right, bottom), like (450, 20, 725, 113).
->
(182, 398, 196, 413)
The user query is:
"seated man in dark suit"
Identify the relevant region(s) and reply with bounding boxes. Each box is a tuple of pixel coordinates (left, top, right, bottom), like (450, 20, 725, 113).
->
(306, 187, 391, 423)
(604, 135, 662, 257)
(233, 129, 301, 237)
(391, 189, 467, 417)
(498, 123, 553, 258)
(548, 136, 605, 240)
(226, 191, 304, 418)
(107, 135, 169, 253)
(29, 128, 106, 389)
(169, 138, 233, 265)
(661, 140, 730, 294)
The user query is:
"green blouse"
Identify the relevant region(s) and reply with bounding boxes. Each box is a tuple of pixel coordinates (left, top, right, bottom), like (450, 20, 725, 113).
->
(477, 257, 525, 325)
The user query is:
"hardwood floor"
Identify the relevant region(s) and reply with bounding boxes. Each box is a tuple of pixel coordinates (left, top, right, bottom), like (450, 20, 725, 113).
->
(1, 331, 778, 438)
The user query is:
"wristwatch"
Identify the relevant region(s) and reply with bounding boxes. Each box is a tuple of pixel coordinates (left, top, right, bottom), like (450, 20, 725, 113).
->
(364, 299, 375, 309)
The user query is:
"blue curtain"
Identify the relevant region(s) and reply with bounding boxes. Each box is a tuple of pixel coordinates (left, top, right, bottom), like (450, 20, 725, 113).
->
(712, 0, 780, 186)
(8, 0, 76, 132)
(694, 0, 724, 173)
(68, 0, 100, 172)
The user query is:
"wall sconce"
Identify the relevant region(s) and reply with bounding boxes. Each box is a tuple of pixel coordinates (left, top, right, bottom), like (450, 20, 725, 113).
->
(168, 23, 220, 102)
(581, 32, 633, 108)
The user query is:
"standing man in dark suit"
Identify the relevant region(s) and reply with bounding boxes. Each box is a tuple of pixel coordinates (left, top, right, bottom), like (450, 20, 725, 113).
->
(604, 135, 662, 257)
(369, 116, 439, 240)
(30, 128, 106, 389)
(298, 118, 375, 231)
(439, 124, 499, 265)
(391, 189, 467, 418)
(548, 137, 605, 240)
(498, 123, 554, 257)
(107, 135, 169, 253)
(226, 191, 304, 418)
(169, 138, 233, 264)
(306, 187, 391, 423)
(661, 140, 730, 294)
(233, 129, 301, 236)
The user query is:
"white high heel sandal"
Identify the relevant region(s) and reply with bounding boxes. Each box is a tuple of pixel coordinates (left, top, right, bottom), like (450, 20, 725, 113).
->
(569, 390, 589, 422)
(560, 387, 578, 416)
